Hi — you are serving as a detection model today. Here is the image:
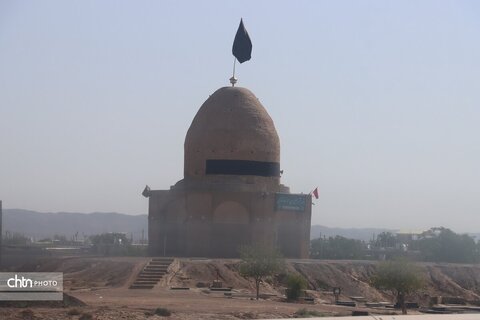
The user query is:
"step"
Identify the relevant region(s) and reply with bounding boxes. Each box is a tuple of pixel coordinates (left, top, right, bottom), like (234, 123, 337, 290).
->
(133, 280, 159, 284)
(139, 271, 164, 275)
(134, 279, 160, 282)
(135, 278, 159, 281)
(129, 284, 155, 289)
(149, 261, 171, 265)
(129, 258, 174, 290)
(152, 258, 174, 262)
(141, 271, 166, 275)
(138, 275, 163, 279)
(143, 268, 167, 271)
(142, 268, 167, 273)
(137, 278, 162, 281)
(144, 266, 168, 270)
(145, 265, 168, 269)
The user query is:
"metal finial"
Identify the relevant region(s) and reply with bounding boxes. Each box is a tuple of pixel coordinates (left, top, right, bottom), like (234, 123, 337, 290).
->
(229, 57, 237, 87)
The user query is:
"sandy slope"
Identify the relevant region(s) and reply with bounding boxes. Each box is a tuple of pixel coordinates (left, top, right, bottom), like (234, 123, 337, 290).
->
(0, 256, 479, 319)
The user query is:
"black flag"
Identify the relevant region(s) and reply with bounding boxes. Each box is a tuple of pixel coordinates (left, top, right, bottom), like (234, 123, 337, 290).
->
(232, 19, 252, 63)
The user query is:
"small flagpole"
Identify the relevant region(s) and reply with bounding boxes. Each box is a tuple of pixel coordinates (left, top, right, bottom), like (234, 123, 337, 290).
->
(229, 57, 237, 87)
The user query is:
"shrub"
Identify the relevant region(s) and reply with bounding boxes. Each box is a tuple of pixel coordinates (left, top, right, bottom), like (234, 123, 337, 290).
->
(286, 274, 307, 301)
(20, 309, 35, 320)
(67, 308, 81, 316)
(79, 313, 93, 320)
(294, 308, 326, 318)
(154, 307, 172, 316)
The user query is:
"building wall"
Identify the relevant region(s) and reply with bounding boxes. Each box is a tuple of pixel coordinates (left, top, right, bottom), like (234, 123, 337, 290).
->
(148, 189, 311, 258)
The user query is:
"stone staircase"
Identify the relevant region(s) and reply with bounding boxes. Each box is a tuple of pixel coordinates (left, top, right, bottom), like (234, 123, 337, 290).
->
(129, 257, 174, 289)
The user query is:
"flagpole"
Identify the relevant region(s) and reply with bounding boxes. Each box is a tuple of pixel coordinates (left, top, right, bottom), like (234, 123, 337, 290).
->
(229, 57, 237, 87)
(233, 57, 236, 79)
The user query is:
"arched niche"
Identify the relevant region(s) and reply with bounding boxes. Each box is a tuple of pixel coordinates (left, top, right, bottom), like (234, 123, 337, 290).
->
(213, 201, 249, 224)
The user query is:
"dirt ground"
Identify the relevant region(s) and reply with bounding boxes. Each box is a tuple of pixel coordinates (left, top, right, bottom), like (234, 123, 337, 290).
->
(0, 288, 386, 320)
(0, 256, 479, 319)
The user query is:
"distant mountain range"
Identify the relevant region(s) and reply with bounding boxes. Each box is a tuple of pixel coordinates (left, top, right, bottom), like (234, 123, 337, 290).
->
(310, 225, 393, 241)
(1, 209, 478, 242)
(2, 209, 148, 242)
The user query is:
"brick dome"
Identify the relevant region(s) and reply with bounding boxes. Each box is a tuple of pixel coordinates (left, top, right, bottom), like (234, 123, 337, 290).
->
(184, 87, 280, 180)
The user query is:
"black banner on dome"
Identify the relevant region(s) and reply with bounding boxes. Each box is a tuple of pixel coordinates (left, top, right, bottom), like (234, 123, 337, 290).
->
(206, 159, 280, 177)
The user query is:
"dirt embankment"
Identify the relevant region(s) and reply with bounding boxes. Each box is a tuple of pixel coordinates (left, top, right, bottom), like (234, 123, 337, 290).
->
(9, 256, 480, 305)
(13, 256, 147, 290)
(2, 257, 479, 320)
(167, 258, 279, 295)
(169, 259, 480, 304)
(424, 264, 480, 301)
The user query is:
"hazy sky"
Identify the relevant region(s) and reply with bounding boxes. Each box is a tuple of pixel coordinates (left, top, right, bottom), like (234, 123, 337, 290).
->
(1, 1, 479, 232)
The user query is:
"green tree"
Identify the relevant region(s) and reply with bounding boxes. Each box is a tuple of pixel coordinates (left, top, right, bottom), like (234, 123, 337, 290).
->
(374, 232, 397, 248)
(414, 227, 479, 263)
(238, 244, 284, 300)
(310, 236, 366, 260)
(53, 234, 68, 244)
(286, 274, 307, 301)
(371, 258, 424, 314)
(90, 232, 131, 256)
(2, 232, 30, 245)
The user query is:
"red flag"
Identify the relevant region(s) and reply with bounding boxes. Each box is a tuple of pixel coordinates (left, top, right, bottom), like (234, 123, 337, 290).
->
(312, 187, 319, 199)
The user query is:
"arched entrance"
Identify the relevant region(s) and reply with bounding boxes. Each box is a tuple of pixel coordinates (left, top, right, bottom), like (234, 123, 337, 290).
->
(211, 201, 250, 257)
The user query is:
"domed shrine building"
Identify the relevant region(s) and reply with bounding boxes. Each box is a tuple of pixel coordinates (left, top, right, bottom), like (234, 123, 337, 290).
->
(144, 87, 311, 258)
